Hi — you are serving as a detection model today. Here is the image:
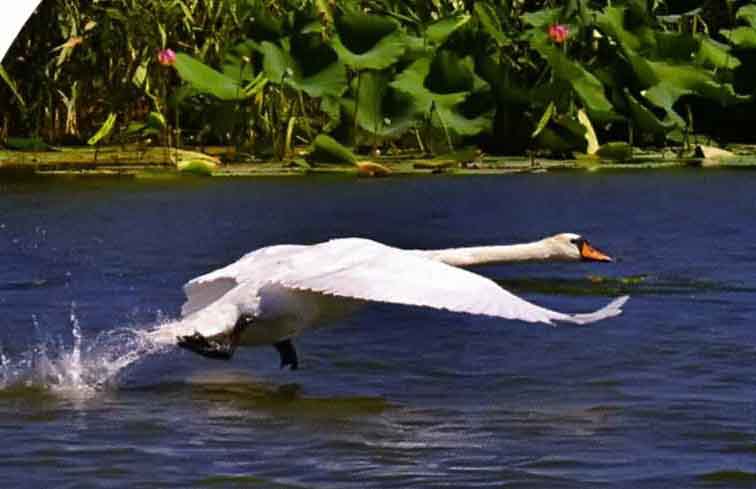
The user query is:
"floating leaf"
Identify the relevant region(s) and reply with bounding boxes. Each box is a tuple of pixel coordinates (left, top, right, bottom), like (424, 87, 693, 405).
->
(309, 134, 357, 165)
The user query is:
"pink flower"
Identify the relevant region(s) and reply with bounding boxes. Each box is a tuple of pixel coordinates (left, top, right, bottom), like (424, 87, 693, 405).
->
(157, 48, 176, 66)
(548, 24, 570, 44)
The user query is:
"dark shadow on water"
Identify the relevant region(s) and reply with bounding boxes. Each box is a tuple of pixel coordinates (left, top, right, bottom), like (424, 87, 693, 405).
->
(494, 275, 756, 297)
(127, 371, 394, 418)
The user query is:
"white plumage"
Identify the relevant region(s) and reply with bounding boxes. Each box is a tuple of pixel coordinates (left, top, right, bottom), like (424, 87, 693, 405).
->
(149, 237, 628, 365)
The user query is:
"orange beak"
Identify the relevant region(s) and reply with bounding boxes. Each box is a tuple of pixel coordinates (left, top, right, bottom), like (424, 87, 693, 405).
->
(580, 241, 614, 262)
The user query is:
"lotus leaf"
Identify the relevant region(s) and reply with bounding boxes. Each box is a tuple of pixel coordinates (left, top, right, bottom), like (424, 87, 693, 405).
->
(474, 2, 509, 47)
(736, 5, 756, 28)
(320, 96, 341, 132)
(425, 14, 471, 46)
(330, 11, 406, 70)
(390, 53, 491, 137)
(222, 41, 259, 83)
(696, 37, 740, 70)
(174, 53, 248, 101)
(310, 134, 357, 165)
(353, 71, 419, 138)
(532, 42, 616, 122)
(259, 41, 346, 98)
(720, 27, 756, 49)
(521, 8, 561, 29)
(624, 89, 677, 134)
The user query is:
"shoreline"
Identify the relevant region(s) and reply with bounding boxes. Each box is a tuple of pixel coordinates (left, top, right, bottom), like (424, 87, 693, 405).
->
(2, 145, 756, 178)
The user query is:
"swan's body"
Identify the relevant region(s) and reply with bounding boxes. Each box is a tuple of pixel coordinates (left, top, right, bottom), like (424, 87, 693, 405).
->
(155, 234, 627, 369)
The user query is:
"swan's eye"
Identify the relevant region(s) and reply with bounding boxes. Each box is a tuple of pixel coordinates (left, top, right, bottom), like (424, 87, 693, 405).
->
(570, 237, 585, 247)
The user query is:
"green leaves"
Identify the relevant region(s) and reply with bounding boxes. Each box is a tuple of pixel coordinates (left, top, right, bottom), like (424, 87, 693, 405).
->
(310, 134, 357, 165)
(391, 53, 491, 137)
(721, 28, 756, 49)
(353, 71, 419, 138)
(474, 3, 509, 47)
(425, 14, 471, 46)
(88, 113, 117, 146)
(592, 4, 750, 137)
(696, 37, 740, 70)
(330, 11, 407, 70)
(174, 53, 248, 101)
(719, 5, 756, 48)
(0, 65, 26, 110)
(532, 42, 616, 122)
(624, 89, 677, 134)
(259, 41, 346, 98)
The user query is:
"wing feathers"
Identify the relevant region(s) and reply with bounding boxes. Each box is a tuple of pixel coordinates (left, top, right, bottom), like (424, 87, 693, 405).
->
(272, 239, 625, 325)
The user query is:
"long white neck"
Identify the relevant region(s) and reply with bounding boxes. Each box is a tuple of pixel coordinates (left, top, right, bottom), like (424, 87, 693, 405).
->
(416, 240, 563, 267)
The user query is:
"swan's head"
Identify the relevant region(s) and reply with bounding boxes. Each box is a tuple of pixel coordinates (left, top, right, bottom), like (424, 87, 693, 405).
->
(545, 233, 614, 262)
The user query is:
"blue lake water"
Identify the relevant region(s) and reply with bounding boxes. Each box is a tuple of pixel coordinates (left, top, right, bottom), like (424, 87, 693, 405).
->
(1, 171, 756, 488)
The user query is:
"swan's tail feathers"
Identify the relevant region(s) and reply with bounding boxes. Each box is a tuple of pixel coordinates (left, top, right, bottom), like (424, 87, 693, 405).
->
(555, 295, 629, 325)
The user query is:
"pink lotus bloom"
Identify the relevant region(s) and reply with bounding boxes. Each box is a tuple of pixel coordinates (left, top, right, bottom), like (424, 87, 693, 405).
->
(548, 24, 570, 44)
(157, 48, 176, 66)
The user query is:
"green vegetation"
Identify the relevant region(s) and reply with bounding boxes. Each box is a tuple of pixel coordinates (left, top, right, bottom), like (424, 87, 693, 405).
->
(1, 0, 755, 167)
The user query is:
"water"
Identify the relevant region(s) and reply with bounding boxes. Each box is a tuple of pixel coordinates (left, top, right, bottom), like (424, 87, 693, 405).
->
(1, 170, 755, 487)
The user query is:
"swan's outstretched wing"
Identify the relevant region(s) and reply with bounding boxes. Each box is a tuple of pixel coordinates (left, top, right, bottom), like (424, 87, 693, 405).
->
(271, 238, 628, 325)
(180, 244, 306, 316)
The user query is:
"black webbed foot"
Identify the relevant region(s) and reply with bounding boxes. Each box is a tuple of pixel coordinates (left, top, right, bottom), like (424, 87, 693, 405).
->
(274, 339, 299, 370)
(177, 332, 235, 360)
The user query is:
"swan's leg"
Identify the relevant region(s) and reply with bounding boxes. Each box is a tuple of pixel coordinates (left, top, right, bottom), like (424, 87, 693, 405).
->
(176, 315, 249, 360)
(274, 339, 298, 370)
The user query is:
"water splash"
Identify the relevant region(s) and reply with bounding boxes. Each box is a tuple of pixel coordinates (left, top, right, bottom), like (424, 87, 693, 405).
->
(0, 305, 177, 397)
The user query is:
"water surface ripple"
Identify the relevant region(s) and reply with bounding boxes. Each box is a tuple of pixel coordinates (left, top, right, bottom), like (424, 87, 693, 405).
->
(1, 171, 755, 487)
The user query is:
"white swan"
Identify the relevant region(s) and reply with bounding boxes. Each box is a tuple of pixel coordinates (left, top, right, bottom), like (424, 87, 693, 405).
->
(152, 234, 627, 369)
